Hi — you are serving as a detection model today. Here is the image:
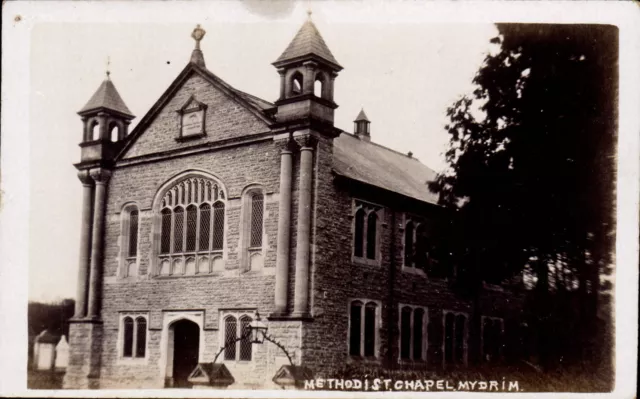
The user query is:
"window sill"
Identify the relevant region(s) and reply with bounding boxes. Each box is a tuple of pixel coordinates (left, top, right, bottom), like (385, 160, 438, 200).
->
(352, 256, 380, 267)
(154, 272, 222, 279)
(401, 266, 427, 276)
(347, 355, 381, 365)
(117, 357, 148, 365)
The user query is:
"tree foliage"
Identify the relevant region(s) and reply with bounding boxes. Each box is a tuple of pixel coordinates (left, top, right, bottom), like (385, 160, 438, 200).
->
(430, 24, 617, 368)
(431, 24, 617, 290)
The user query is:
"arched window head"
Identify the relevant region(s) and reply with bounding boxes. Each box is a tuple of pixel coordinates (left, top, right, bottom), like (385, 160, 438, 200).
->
(135, 317, 147, 358)
(224, 316, 237, 361)
(291, 72, 303, 96)
(366, 212, 378, 260)
(404, 221, 414, 266)
(110, 124, 119, 142)
(314, 74, 325, 98)
(212, 202, 225, 250)
(173, 207, 185, 253)
(353, 201, 383, 264)
(239, 316, 253, 361)
(91, 120, 100, 141)
(160, 208, 172, 254)
(123, 317, 134, 357)
(156, 175, 227, 276)
(354, 208, 365, 258)
(250, 194, 264, 248)
(128, 210, 139, 257)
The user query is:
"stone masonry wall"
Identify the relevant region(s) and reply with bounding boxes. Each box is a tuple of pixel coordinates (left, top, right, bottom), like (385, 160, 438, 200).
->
(302, 140, 525, 377)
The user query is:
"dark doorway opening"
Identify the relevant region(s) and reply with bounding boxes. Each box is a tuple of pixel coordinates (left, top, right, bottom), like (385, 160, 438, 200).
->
(171, 319, 200, 388)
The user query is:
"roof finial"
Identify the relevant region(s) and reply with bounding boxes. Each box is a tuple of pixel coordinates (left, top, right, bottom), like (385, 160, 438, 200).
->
(191, 24, 206, 50)
(106, 56, 111, 79)
(307, 8, 313, 20)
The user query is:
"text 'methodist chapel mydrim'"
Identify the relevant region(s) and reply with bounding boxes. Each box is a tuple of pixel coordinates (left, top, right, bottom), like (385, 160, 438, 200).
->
(64, 17, 521, 389)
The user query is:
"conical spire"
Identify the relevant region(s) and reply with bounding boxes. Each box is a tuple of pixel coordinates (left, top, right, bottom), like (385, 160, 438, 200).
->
(274, 17, 341, 69)
(354, 108, 370, 122)
(78, 75, 134, 117)
(190, 24, 207, 67)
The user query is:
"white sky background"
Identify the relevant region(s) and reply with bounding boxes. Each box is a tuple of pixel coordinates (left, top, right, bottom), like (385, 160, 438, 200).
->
(27, 2, 498, 302)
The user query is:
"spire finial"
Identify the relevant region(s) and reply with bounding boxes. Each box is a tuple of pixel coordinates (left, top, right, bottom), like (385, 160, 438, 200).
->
(191, 24, 206, 50)
(307, 8, 313, 20)
(106, 56, 111, 79)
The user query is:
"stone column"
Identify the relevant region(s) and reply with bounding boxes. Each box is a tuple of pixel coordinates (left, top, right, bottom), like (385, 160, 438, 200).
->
(293, 136, 314, 317)
(303, 61, 317, 94)
(278, 69, 286, 100)
(74, 171, 94, 318)
(274, 140, 294, 315)
(87, 168, 111, 319)
(97, 113, 108, 140)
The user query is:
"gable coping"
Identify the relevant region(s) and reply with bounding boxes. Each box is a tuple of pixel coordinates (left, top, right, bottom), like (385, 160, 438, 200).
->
(116, 62, 275, 161)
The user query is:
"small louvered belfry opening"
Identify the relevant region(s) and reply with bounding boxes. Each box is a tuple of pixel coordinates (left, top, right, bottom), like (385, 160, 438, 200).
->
(250, 194, 264, 248)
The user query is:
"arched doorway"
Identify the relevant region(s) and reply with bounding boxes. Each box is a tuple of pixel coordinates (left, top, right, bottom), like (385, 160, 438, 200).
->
(170, 319, 200, 388)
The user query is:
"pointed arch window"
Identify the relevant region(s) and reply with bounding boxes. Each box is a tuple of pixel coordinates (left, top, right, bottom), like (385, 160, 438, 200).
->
(250, 194, 264, 248)
(120, 205, 140, 278)
(156, 176, 227, 276)
(241, 187, 266, 271)
(352, 200, 383, 265)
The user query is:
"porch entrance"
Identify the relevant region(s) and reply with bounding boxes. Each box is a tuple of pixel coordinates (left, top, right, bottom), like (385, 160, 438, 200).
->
(171, 319, 200, 388)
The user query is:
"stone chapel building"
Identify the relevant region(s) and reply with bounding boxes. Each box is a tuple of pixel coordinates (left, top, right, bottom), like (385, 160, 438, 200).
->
(64, 18, 522, 389)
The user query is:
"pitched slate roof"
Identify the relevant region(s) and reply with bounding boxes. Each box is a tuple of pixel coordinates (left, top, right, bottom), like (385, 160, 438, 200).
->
(275, 19, 341, 68)
(79, 77, 134, 117)
(333, 133, 440, 205)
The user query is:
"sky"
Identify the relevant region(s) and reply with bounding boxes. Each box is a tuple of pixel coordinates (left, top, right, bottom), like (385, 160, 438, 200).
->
(25, 2, 501, 302)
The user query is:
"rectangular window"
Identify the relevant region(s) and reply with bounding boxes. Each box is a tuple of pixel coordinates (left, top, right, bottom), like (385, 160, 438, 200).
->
(443, 311, 467, 366)
(364, 304, 376, 356)
(482, 316, 504, 362)
(349, 299, 379, 358)
(352, 200, 382, 264)
(349, 302, 362, 356)
(222, 312, 254, 362)
(399, 305, 427, 362)
(120, 314, 148, 361)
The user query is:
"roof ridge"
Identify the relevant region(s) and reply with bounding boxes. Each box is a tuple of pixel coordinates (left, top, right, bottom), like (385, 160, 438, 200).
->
(340, 131, 423, 162)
